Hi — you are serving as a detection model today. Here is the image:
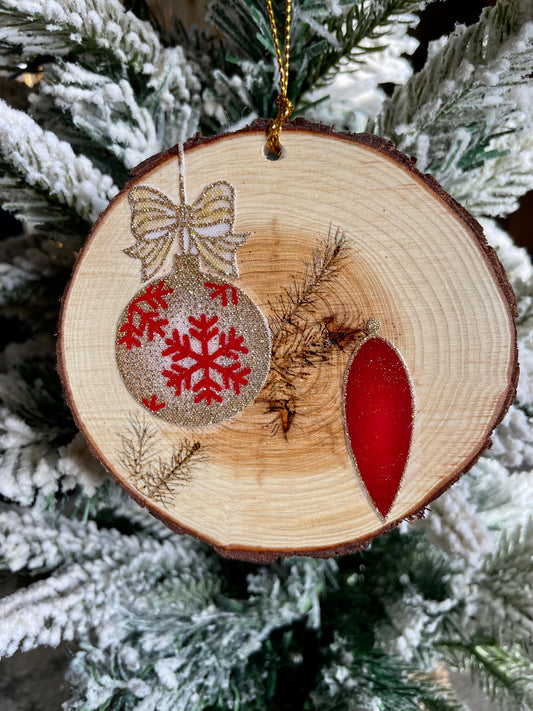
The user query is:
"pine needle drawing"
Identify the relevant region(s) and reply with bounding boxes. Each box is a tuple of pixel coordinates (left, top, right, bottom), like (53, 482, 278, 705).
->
(262, 228, 365, 435)
(118, 415, 202, 505)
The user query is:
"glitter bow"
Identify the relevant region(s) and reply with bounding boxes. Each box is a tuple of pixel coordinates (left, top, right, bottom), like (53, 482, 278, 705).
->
(125, 180, 249, 282)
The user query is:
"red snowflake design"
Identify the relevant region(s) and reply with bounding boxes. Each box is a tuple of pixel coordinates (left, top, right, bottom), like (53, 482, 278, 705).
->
(204, 282, 239, 307)
(118, 280, 173, 349)
(142, 394, 166, 411)
(162, 314, 251, 405)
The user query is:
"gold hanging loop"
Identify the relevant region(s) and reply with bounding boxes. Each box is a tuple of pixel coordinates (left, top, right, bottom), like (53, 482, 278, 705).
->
(266, 0, 294, 156)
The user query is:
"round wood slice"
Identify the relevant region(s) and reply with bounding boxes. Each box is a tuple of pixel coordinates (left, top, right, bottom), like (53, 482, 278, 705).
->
(58, 119, 518, 561)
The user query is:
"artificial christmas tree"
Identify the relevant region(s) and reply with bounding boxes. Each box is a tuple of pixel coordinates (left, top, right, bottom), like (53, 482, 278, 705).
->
(0, 0, 532, 709)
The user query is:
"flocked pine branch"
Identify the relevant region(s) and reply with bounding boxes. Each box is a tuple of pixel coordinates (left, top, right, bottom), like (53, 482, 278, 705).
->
(31, 62, 161, 170)
(0, 98, 117, 222)
(0, 234, 78, 331)
(0, 168, 88, 326)
(467, 458, 533, 532)
(465, 520, 533, 647)
(64, 554, 334, 710)
(0, 159, 88, 237)
(0, 500, 146, 575)
(303, 6, 421, 131)
(374, 0, 533, 217)
(375, 0, 532, 148)
(473, 219, 533, 471)
(0, 399, 90, 506)
(311, 637, 465, 711)
(0, 0, 428, 182)
(0, 340, 75, 506)
(0, 0, 162, 73)
(371, 532, 533, 711)
(0, 0, 205, 156)
(418, 487, 494, 566)
(0, 508, 212, 658)
(454, 130, 533, 218)
(29, 47, 204, 163)
(296, 0, 427, 93)
(490, 403, 533, 470)
(403, 478, 533, 709)
(80, 477, 178, 538)
(0, 336, 103, 504)
(318, 532, 469, 709)
(0, 406, 60, 505)
(438, 640, 533, 711)
(208, 0, 428, 117)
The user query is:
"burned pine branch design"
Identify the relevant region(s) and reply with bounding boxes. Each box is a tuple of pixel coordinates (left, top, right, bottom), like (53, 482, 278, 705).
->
(118, 415, 202, 505)
(262, 228, 365, 435)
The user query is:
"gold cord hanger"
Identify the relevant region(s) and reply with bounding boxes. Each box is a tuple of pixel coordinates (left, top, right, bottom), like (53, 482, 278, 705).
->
(266, 0, 294, 156)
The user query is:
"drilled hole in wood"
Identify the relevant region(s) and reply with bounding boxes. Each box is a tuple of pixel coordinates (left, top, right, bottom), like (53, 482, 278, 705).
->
(262, 142, 286, 161)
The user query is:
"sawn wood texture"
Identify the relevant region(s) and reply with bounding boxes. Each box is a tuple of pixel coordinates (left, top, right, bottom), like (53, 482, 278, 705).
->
(58, 120, 518, 561)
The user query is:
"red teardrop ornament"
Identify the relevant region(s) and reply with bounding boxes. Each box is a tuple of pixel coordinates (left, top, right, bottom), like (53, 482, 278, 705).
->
(343, 322, 414, 519)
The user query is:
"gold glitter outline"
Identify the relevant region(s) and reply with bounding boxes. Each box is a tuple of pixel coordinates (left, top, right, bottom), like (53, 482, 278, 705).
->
(115, 260, 272, 428)
(341, 318, 416, 522)
(124, 144, 249, 282)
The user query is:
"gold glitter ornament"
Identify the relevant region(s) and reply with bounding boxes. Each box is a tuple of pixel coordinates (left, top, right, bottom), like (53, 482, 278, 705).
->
(116, 254, 271, 427)
(114, 147, 271, 427)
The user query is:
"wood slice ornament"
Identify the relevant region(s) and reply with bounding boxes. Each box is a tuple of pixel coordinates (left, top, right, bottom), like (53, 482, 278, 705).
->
(58, 119, 518, 561)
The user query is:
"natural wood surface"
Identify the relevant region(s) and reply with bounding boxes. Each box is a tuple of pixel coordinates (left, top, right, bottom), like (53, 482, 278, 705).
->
(58, 120, 518, 560)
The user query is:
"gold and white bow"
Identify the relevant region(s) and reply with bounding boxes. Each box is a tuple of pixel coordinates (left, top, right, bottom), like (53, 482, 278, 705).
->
(125, 181, 249, 281)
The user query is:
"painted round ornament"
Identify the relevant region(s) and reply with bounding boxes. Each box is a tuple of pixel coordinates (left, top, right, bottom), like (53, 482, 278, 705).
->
(114, 149, 271, 427)
(116, 256, 270, 427)
(59, 119, 518, 561)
